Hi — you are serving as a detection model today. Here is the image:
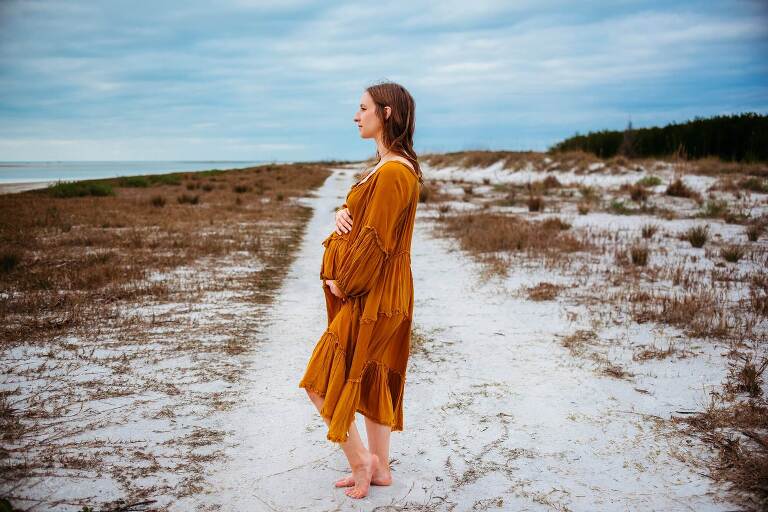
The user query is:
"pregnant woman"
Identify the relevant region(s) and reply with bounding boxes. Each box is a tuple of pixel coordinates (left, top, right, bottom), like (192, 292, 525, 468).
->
(298, 81, 423, 499)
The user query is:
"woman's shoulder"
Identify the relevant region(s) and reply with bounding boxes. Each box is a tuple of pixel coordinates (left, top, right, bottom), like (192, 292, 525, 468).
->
(378, 159, 417, 180)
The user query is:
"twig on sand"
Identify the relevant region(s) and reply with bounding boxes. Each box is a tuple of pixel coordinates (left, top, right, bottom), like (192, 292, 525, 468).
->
(251, 451, 336, 483)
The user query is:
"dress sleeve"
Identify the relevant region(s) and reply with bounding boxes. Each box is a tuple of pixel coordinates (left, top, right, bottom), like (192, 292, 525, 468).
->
(334, 166, 412, 300)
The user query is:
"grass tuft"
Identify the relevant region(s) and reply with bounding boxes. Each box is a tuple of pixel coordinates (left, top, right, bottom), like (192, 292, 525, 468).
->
(685, 225, 709, 248)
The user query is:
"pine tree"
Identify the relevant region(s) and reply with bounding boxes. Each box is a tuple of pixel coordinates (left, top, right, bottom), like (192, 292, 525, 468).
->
(618, 118, 636, 158)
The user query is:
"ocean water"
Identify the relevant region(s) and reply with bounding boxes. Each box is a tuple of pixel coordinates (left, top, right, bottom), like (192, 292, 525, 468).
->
(0, 161, 274, 184)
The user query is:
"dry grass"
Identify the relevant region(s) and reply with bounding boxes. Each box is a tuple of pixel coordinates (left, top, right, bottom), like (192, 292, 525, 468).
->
(421, 150, 549, 170)
(624, 182, 650, 202)
(417, 180, 454, 204)
(726, 353, 768, 397)
(421, 149, 609, 175)
(632, 342, 678, 361)
(684, 225, 710, 248)
(420, 150, 768, 506)
(672, 392, 768, 511)
(628, 287, 738, 340)
(0, 162, 329, 345)
(641, 223, 659, 239)
(550, 150, 603, 174)
(686, 156, 768, 178)
(747, 224, 763, 242)
(435, 211, 592, 276)
(560, 329, 631, 379)
(422, 151, 768, 185)
(0, 162, 332, 509)
(629, 244, 650, 266)
(721, 244, 747, 263)
(666, 178, 701, 200)
(527, 195, 543, 212)
(525, 282, 562, 301)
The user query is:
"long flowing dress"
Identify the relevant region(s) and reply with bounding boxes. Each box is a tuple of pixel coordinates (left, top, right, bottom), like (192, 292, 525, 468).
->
(298, 160, 420, 443)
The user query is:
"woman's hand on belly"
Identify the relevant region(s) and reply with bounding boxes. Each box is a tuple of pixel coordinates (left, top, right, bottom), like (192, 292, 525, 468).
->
(335, 207, 353, 234)
(324, 279, 346, 300)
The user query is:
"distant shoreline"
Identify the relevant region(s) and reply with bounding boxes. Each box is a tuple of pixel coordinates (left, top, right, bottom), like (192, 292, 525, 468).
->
(0, 181, 56, 194)
(0, 160, 275, 195)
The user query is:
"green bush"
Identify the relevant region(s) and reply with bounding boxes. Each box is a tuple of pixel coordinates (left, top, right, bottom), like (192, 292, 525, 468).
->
(700, 199, 729, 218)
(149, 173, 182, 186)
(46, 180, 115, 198)
(117, 175, 150, 187)
(198, 169, 224, 177)
(636, 175, 662, 187)
(610, 199, 631, 214)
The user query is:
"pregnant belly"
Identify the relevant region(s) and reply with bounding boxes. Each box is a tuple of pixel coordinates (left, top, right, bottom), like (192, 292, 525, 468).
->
(320, 231, 349, 281)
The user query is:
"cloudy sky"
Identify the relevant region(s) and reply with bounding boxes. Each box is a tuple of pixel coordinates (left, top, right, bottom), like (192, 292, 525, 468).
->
(0, 0, 766, 162)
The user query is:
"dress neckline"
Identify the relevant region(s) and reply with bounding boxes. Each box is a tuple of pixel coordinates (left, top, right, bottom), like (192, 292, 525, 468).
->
(351, 159, 415, 190)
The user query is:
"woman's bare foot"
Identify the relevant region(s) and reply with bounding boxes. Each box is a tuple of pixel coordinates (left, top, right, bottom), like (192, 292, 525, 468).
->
(341, 452, 379, 499)
(334, 455, 392, 488)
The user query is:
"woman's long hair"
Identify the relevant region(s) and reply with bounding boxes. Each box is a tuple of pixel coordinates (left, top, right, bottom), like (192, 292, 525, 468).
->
(364, 80, 423, 186)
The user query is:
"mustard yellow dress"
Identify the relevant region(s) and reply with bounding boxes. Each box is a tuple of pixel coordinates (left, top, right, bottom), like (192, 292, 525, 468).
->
(298, 161, 420, 443)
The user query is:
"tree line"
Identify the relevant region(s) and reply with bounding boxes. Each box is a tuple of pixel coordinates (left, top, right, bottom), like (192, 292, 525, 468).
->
(550, 112, 768, 162)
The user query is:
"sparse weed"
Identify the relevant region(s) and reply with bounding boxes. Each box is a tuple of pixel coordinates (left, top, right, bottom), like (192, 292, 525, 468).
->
(720, 244, 746, 263)
(630, 244, 650, 266)
(641, 223, 659, 239)
(528, 195, 543, 212)
(685, 225, 709, 248)
(177, 194, 200, 204)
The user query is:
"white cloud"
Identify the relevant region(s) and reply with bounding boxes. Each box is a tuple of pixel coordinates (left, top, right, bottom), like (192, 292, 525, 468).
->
(0, 0, 766, 160)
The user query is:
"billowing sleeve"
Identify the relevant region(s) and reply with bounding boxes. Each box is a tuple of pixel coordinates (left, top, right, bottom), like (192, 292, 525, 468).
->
(334, 167, 412, 299)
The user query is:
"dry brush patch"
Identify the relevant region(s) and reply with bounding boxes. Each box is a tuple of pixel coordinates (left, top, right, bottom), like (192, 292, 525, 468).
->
(433, 210, 593, 278)
(422, 152, 768, 507)
(567, 244, 766, 506)
(0, 162, 332, 510)
(0, 163, 329, 344)
(421, 150, 550, 170)
(671, 390, 768, 512)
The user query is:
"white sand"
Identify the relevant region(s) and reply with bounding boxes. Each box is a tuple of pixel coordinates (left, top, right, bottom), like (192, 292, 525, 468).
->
(188, 166, 736, 511)
(0, 180, 54, 194)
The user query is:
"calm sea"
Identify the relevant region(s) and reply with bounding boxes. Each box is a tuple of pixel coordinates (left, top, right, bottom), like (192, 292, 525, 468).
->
(0, 161, 274, 184)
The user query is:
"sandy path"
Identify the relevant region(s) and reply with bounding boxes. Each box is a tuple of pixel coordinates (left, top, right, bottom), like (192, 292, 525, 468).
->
(189, 167, 733, 511)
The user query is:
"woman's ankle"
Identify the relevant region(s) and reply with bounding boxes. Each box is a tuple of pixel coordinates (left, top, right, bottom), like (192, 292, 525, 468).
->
(348, 450, 373, 470)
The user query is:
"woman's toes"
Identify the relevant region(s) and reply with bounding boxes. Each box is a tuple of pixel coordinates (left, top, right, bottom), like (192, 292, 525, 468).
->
(345, 487, 365, 498)
(334, 475, 355, 487)
(344, 483, 366, 498)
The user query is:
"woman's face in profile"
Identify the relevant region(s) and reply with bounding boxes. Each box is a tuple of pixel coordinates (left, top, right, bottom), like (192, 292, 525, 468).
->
(353, 91, 382, 140)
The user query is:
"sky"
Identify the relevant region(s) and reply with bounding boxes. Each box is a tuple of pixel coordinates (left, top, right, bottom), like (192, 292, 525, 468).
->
(0, 0, 766, 162)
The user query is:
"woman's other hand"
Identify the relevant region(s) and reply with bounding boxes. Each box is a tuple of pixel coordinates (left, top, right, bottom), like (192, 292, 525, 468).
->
(325, 280, 345, 299)
(335, 207, 353, 234)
